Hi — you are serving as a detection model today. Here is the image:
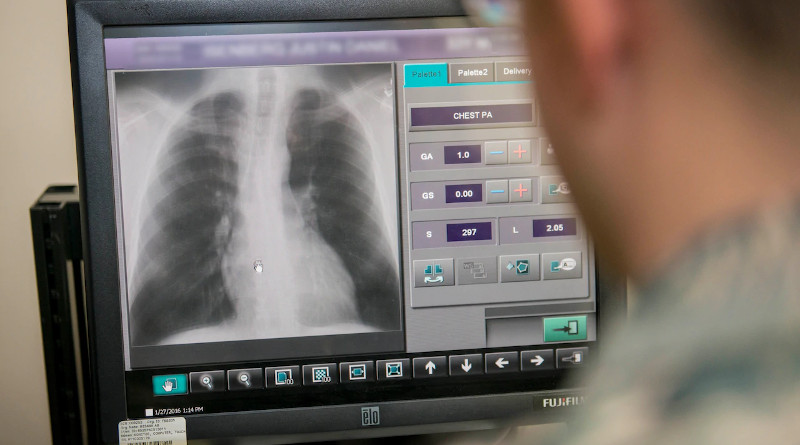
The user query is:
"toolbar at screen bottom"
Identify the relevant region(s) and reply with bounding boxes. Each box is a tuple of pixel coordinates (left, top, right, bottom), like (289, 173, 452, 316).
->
(151, 347, 589, 395)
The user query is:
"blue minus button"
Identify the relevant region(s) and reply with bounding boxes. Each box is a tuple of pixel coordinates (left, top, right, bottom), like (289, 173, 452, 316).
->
(153, 374, 188, 396)
(404, 63, 448, 88)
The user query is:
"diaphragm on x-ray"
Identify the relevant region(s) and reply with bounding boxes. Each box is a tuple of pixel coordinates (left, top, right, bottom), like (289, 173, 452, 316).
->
(112, 64, 401, 346)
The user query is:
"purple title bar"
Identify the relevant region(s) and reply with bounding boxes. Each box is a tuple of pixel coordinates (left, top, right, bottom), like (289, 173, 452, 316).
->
(105, 27, 525, 71)
(410, 103, 533, 129)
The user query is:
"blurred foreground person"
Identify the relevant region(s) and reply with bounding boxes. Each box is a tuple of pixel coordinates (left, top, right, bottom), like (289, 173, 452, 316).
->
(509, 0, 800, 443)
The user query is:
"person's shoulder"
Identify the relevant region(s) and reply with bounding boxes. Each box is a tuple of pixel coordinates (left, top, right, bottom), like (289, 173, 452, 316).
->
(641, 196, 800, 312)
(530, 197, 800, 445)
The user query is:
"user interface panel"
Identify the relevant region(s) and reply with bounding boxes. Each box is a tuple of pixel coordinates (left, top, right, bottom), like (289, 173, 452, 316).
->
(103, 20, 594, 418)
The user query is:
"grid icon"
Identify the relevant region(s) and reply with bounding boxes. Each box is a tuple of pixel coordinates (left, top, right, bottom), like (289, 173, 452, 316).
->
(312, 367, 331, 383)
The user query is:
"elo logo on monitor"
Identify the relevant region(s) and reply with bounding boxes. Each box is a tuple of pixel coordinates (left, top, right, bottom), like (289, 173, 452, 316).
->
(361, 407, 381, 427)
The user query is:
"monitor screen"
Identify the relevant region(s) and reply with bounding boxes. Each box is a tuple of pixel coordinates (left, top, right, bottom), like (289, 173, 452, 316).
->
(70, 3, 621, 442)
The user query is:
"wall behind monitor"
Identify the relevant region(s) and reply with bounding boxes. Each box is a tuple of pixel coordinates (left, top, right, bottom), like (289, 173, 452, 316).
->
(0, 1, 76, 444)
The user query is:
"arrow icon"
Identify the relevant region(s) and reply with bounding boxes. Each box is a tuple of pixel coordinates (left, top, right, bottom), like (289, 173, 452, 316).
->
(461, 359, 472, 373)
(495, 357, 509, 369)
(425, 361, 436, 375)
(530, 355, 544, 367)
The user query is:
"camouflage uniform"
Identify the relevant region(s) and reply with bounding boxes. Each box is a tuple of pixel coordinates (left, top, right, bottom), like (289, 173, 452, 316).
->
(522, 200, 800, 444)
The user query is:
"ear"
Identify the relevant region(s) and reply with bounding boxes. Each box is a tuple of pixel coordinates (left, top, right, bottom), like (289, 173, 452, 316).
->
(525, 0, 632, 113)
(563, 0, 622, 107)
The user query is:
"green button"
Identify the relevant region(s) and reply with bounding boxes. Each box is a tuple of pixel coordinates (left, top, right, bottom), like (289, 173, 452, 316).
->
(152, 374, 188, 396)
(543, 315, 588, 342)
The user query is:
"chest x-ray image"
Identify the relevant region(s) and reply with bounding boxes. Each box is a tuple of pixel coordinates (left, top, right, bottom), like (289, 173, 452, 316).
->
(112, 63, 401, 347)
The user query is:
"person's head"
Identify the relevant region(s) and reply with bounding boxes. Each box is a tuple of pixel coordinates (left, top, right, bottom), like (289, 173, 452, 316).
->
(519, 1, 800, 281)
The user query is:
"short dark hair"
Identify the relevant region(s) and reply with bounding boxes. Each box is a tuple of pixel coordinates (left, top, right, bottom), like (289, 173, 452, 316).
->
(684, 1, 800, 79)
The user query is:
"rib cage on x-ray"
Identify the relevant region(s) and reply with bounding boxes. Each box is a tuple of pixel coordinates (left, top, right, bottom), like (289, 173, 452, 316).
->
(285, 89, 399, 331)
(130, 92, 243, 346)
(123, 65, 400, 346)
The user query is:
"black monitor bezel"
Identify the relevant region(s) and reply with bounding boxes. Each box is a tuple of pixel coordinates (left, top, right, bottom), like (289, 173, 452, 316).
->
(68, 0, 626, 442)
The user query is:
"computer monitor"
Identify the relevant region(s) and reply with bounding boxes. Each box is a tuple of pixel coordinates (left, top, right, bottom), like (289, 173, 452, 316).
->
(68, 1, 625, 443)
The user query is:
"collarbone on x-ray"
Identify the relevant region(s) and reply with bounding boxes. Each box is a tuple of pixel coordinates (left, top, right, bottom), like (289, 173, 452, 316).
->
(120, 64, 401, 346)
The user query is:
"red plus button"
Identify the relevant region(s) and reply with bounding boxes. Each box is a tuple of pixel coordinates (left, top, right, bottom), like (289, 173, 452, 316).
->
(513, 143, 527, 159)
(508, 140, 532, 164)
(509, 178, 533, 202)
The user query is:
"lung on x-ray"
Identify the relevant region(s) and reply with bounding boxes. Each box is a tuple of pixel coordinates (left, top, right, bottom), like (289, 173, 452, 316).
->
(112, 64, 401, 346)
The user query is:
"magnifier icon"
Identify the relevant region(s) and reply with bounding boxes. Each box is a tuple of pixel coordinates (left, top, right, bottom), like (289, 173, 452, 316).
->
(239, 373, 251, 387)
(201, 375, 213, 390)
